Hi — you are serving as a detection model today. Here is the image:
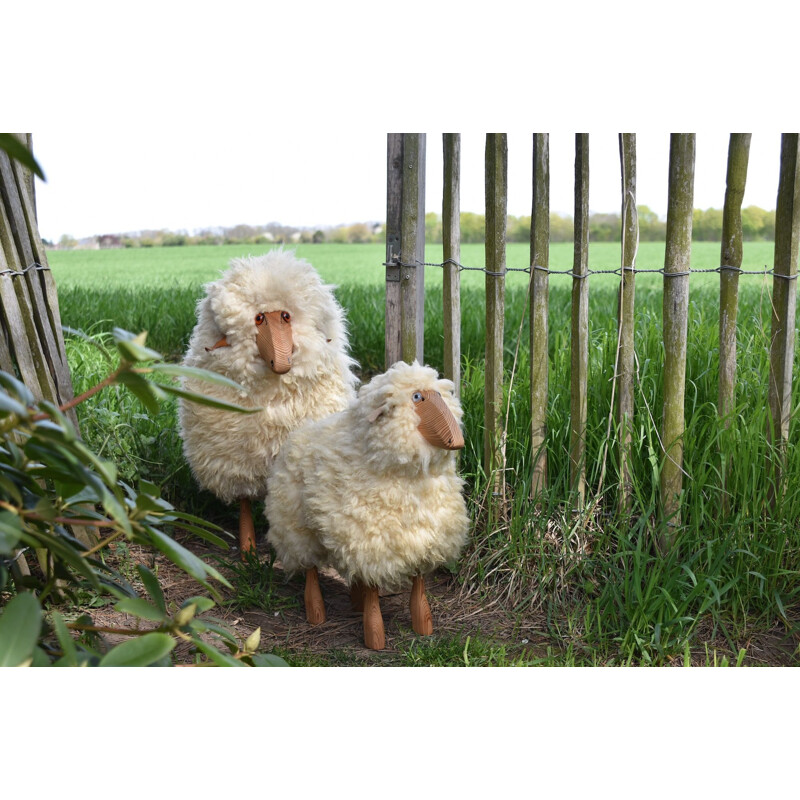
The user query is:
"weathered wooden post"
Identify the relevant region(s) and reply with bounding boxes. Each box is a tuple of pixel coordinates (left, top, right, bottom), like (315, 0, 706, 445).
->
(767, 133, 800, 503)
(660, 133, 696, 541)
(385, 133, 426, 368)
(718, 134, 751, 511)
(616, 133, 638, 512)
(442, 133, 461, 396)
(530, 133, 550, 500)
(484, 133, 507, 505)
(0, 135, 75, 421)
(570, 134, 589, 506)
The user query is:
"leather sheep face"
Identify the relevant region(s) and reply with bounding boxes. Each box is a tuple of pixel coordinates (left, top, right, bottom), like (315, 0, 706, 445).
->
(207, 308, 295, 375)
(362, 361, 465, 469)
(411, 389, 465, 451)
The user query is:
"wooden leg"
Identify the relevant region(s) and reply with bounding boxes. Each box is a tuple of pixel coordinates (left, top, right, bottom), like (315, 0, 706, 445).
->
(304, 567, 326, 625)
(410, 575, 433, 636)
(362, 585, 385, 650)
(350, 579, 365, 611)
(239, 497, 256, 557)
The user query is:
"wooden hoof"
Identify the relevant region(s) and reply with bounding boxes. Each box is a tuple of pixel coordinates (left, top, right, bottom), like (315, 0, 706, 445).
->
(239, 498, 256, 558)
(350, 579, 365, 611)
(304, 567, 326, 625)
(410, 575, 433, 636)
(363, 585, 385, 650)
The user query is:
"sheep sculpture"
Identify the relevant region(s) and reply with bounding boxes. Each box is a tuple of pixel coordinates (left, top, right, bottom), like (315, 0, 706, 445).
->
(178, 250, 359, 555)
(265, 360, 470, 650)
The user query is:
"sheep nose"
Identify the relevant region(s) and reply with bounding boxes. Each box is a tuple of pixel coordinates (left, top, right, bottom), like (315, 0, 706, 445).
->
(256, 311, 293, 374)
(414, 391, 465, 451)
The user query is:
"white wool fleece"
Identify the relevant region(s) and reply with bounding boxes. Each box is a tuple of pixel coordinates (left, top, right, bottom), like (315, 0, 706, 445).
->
(265, 361, 470, 592)
(178, 249, 359, 503)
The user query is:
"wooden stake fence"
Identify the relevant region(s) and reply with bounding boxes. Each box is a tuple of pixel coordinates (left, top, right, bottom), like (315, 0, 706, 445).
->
(570, 134, 589, 506)
(616, 133, 637, 511)
(660, 133, 696, 538)
(484, 134, 507, 502)
(530, 134, 549, 500)
(443, 134, 461, 395)
(385, 133, 426, 367)
(384, 131, 800, 533)
(767, 133, 800, 497)
(0, 134, 76, 425)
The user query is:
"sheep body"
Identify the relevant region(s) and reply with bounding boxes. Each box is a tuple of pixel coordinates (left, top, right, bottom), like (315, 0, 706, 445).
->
(179, 250, 358, 504)
(265, 361, 470, 591)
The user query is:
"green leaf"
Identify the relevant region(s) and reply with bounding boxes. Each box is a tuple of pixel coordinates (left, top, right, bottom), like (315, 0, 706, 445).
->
(99, 632, 175, 667)
(135, 493, 173, 514)
(51, 610, 78, 666)
(0, 510, 22, 553)
(156, 383, 261, 414)
(113, 329, 162, 362)
(0, 371, 35, 406)
(0, 134, 46, 179)
(249, 653, 290, 667)
(181, 595, 215, 613)
(116, 371, 165, 415)
(147, 527, 231, 588)
(114, 597, 168, 622)
(0, 392, 30, 418)
(137, 564, 167, 613)
(0, 592, 42, 667)
(165, 519, 231, 549)
(0, 475, 23, 506)
(192, 639, 245, 667)
(143, 363, 246, 392)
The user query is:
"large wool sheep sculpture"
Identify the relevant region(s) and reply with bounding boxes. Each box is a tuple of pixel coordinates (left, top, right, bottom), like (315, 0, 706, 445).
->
(265, 360, 470, 650)
(178, 250, 358, 554)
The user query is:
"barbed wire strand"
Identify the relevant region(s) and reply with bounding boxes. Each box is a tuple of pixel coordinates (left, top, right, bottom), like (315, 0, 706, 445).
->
(0, 262, 51, 278)
(385, 258, 796, 280)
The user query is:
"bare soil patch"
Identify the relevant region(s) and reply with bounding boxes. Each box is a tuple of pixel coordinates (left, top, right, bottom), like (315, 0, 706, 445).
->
(78, 535, 799, 667)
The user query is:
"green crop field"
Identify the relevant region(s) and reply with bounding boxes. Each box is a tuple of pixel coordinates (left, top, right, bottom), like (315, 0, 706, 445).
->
(48, 240, 778, 290)
(49, 241, 800, 666)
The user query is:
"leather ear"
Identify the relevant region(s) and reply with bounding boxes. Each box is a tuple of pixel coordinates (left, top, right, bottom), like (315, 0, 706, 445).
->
(367, 406, 386, 423)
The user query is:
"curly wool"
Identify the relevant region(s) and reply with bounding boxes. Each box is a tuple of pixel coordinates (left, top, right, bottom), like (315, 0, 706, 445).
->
(178, 250, 359, 504)
(265, 361, 470, 592)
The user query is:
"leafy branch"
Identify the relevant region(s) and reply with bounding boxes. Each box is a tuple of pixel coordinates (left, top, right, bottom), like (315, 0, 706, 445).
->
(0, 329, 285, 667)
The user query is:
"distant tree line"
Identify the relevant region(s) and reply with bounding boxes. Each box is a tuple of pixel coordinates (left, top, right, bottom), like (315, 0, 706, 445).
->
(425, 205, 777, 244)
(49, 205, 778, 250)
(51, 221, 386, 249)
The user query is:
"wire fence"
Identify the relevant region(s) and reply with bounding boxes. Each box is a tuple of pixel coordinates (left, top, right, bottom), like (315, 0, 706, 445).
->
(386, 258, 795, 280)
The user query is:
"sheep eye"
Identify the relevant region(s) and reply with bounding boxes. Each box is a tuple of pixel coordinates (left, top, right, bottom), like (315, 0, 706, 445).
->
(412, 392, 423, 403)
(281, 311, 291, 323)
(255, 312, 265, 325)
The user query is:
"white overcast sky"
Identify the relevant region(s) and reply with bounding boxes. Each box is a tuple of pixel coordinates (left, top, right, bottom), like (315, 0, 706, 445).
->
(8, 1, 797, 245)
(30, 130, 785, 242)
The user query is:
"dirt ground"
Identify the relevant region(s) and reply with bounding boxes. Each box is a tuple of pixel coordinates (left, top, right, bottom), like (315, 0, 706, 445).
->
(81, 534, 800, 667)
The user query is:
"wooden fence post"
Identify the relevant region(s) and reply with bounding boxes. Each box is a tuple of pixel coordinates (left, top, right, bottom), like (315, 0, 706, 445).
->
(385, 133, 426, 368)
(0, 137, 76, 423)
(617, 133, 637, 512)
(719, 134, 751, 423)
(530, 133, 550, 500)
(443, 133, 461, 395)
(767, 133, 800, 501)
(718, 134, 751, 512)
(660, 133, 696, 540)
(570, 134, 589, 506)
(484, 133, 507, 504)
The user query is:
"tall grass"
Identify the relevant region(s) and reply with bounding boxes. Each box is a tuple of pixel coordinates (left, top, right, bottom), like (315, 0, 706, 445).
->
(55, 244, 800, 664)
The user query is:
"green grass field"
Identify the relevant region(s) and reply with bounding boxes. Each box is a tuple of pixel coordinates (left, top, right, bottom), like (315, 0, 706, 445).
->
(50, 241, 800, 666)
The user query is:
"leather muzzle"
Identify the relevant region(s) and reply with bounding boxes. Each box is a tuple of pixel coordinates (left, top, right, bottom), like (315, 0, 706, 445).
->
(413, 390, 464, 450)
(256, 311, 293, 374)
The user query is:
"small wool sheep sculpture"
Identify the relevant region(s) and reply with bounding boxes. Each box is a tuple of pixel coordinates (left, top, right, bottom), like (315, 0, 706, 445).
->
(265, 360, 470, 650)
(178, 250, 358, 554)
